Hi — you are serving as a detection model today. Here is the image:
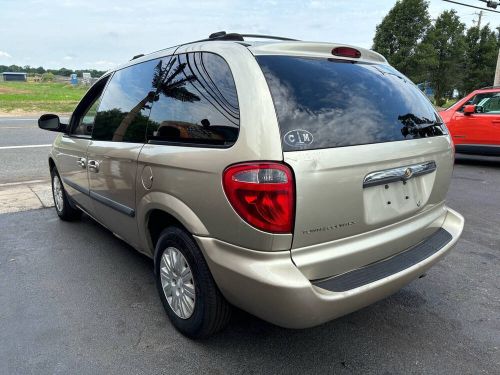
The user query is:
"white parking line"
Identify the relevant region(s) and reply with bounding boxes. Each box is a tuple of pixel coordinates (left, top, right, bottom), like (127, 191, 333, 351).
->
(0, 144, 52, 150)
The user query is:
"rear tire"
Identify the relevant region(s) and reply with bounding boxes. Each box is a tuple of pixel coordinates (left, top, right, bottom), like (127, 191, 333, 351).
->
(155, 227, 231, 338)
(50, 167, 81, 221)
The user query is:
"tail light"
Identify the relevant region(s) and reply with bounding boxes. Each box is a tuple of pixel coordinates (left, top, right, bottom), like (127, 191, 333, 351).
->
(222, 162, 295, 233)
(332, 46, 361, 59)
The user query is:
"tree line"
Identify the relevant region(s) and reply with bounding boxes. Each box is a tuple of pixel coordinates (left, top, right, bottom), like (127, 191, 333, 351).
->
(373, 0, 499, 105)
(0, 64, 106, 78)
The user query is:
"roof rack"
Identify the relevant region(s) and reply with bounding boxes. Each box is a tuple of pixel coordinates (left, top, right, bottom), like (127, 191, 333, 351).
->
(135, 32, 299, 63)
(208, 31, 299, 42)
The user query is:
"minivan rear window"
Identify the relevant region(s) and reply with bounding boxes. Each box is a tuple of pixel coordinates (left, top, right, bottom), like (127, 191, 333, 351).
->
(257, 55, 445, 151)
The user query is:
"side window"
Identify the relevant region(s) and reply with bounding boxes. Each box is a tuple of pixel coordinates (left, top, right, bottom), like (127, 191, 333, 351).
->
(71, 76, 109, 137)
(459, 93, 491, 112)
(92, 59, 158, 143)
(478, 94, 500, 114)
(73, 96, 100, 136)
(146, 52, 239, 147)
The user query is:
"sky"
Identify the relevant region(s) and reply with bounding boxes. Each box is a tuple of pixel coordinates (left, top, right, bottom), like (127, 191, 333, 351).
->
(0, 0, 494, 71)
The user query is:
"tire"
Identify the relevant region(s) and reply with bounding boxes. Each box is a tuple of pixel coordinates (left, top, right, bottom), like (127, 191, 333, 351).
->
(50, 167, 82, 221)
(155, 227, 231, 338)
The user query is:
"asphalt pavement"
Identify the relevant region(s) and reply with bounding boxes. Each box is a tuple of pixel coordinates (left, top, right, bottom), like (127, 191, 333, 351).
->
(0, 117, 60, 184)
(0, 154, 499, 374)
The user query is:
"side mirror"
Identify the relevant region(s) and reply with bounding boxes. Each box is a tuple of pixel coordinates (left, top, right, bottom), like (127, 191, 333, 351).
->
(38, 114, 67, 132)
(463, 105, 475, 115)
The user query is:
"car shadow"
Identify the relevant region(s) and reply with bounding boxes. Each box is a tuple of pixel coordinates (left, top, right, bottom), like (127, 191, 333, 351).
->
(454, 153, 500, 168)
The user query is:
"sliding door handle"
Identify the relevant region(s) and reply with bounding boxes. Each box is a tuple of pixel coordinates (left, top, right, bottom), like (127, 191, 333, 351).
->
(88, 160, 100, 173)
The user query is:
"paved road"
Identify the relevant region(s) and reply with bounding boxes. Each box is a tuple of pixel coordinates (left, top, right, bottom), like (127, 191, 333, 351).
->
(0, 117, 60, 184)
(0, 155, 499, 374)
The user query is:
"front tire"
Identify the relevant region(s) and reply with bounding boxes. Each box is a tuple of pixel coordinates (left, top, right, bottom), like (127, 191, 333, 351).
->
(50, 167, 81, 221)
(155, 227, 231, 338)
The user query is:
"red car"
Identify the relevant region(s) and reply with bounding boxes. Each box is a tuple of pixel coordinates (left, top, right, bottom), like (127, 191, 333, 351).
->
(439, 86, 500, 156)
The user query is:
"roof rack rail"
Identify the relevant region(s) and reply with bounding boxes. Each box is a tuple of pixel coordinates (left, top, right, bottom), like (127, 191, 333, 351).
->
(208, 31, 299, 42)
(480, 85, 500, 90)
(138, 32, 300, 62)
(131, 54, 144, 60)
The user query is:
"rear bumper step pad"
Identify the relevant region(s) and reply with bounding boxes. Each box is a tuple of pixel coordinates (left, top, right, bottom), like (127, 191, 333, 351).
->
(313, 228, 452, 292)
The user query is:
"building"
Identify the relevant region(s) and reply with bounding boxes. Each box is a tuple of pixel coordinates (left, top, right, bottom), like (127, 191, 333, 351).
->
(1, 72, 27, 81)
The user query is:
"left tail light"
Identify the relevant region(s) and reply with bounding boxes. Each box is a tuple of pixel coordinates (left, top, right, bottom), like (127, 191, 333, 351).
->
(222, 162, 295, 233)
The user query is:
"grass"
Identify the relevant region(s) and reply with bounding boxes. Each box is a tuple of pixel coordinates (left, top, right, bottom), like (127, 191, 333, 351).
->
(441, 98, 459, 109)
(0, 81, 88, 114)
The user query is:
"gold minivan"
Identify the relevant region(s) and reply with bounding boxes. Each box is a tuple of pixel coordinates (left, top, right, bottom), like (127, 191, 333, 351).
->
(39, 32, 464, 338)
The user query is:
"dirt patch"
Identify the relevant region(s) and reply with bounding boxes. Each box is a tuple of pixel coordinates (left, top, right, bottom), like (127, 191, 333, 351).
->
(0, 86, 31, 94)
(0, 110, 72, 117)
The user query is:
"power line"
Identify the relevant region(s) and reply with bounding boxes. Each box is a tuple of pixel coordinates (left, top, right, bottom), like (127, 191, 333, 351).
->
(442, 0, 500, 13)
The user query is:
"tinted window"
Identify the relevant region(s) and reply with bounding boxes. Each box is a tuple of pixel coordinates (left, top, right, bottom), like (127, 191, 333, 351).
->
(257, 56, 445, 151)
(146, 52, 239, 146)
(461, 92, 500, 114)
(73, 95, 100, 137)
(92, 59, 158, 142)
(459, 93, 491, 111)
(478, 93, 500, 113)
(70, 77, 109, 137)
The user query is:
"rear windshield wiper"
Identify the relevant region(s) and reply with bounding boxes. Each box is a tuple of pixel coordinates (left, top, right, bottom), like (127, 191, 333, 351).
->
(398, 113, 443, 137)
(401, 121, 443, 137)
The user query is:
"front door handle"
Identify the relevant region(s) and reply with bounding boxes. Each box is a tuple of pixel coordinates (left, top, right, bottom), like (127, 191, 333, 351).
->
(77, 157, 86, 168)
(88, 160, 100, 173)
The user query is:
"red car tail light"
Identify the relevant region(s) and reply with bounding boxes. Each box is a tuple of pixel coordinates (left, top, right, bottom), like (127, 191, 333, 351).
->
(222, 162, 295, 233)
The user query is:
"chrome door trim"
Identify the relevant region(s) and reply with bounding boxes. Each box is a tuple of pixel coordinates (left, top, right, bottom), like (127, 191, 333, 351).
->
(363, 161, 436, 188)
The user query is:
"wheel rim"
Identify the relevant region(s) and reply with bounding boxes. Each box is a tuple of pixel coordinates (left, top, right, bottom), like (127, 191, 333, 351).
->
(159, 247, 196, 319)
(53, 175, 64, 212)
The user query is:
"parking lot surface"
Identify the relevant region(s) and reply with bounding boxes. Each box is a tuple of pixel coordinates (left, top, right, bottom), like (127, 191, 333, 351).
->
(0, 117, 58, 184)
(0, 155, 499, 374)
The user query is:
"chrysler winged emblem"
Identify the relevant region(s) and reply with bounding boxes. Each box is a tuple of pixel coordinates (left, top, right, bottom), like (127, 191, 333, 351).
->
(403, 168, 413, 180)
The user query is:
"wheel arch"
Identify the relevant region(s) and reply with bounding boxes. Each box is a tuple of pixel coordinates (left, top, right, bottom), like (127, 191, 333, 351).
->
(137, 191, 210, 264)
(48, 156, 56, 171)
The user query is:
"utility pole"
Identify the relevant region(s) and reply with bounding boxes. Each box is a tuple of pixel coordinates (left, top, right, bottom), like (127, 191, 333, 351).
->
(494, 49, 500, 85)
(444, 1, 500, 86)
(473, 10, 484, 28)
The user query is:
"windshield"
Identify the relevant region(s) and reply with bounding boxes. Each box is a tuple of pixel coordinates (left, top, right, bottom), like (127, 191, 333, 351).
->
(257, 55, 446, 151)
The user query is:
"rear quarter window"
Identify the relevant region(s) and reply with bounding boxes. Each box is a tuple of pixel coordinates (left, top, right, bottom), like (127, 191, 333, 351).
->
(146, 52, 239, 147)
(257, 55, 445, 151)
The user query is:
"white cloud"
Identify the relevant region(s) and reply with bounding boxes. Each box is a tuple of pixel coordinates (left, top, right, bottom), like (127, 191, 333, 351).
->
(0, 51, 12, 58)
(63, 55, 73, 60)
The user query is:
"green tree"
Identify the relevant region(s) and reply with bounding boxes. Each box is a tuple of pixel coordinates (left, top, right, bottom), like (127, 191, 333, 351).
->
(372, 0, 431, 81)
(420, 10, 466, 106)
(41, 72, 55, 82)
(461, 25, 499, 94)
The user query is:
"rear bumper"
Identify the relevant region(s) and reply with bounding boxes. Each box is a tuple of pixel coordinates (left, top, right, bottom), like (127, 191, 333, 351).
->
(194, 207, 464, 329)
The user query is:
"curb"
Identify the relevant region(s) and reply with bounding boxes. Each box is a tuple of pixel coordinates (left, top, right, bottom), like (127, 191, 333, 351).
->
(0, 181, 53, 214)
